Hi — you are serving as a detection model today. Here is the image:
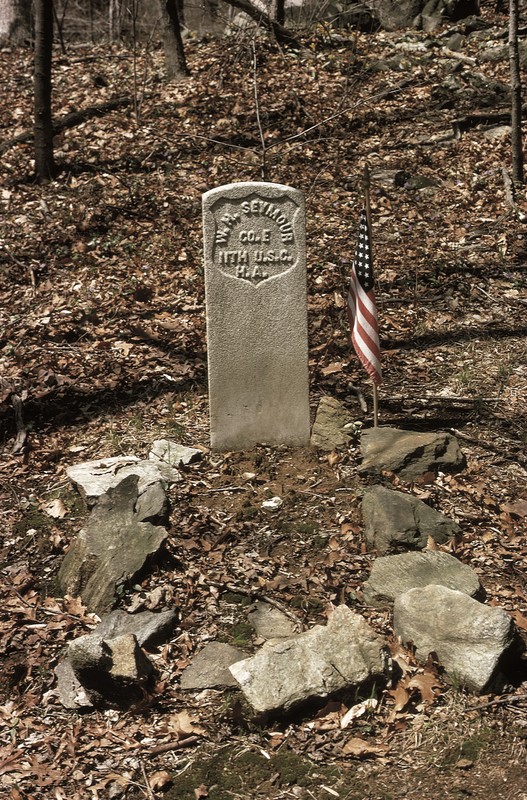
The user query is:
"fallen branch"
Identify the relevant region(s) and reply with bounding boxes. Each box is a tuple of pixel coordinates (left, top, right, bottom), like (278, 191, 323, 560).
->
(390, 394, 494, 405)
(452, 110, 512, 138)
(224, 0, 299, 46)
(441, 47, 477, 65)
(471, 693, 527, 711)
(12, 394, 28, 455)
(208, 580, 302, 626)
(0, 96, 133, 155)
(148, 735, 201, 756)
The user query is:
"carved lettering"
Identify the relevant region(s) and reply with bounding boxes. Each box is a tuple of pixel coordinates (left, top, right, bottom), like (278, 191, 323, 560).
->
(211, 192, 300, 285)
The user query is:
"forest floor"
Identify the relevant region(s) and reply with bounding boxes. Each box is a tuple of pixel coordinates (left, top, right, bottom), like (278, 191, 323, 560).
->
(1, 3, 527, 799)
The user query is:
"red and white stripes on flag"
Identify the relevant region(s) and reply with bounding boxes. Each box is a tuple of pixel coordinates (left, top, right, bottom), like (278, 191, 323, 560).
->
(347, 209, 382, 385)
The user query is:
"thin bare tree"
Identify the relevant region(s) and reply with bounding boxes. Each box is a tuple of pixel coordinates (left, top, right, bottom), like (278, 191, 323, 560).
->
(509, 0, 523, 184)
(34, 0, 56, 181)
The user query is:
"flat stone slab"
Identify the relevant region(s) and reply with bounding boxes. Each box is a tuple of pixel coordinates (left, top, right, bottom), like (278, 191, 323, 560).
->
(394, 585, 518, 692)
(93, 609, 177, 649)
(66, 455, 180, 519)
(359, 427, 465, 480)
(362, 485, 460, 553)
(180, 642, 247, 689)
(55, 659, 93, 709)
(310, 396, 353, 451)
(363, 550, 482, 606)
(229, 605, 388, 713)
(58, 475, 168, 615)
(149, 439, 202, 468)
(203, 181, 310, 450)
(248, 601, 298, 640)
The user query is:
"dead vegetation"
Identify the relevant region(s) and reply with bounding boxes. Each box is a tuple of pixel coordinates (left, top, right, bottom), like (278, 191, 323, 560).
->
(1, 5, 527, 799)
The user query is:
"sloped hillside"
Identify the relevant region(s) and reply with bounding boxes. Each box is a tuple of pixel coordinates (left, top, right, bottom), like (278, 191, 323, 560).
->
(0, 4, 526, 799)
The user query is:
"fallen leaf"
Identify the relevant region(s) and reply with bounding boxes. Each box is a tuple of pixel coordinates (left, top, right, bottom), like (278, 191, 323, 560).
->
(426, 535, 439, 550)
(41, 498, 67, 519)
(149, 770, 172, 790)
(340, 699, 378, 728)
(455, 758, 474, 770)
(342, 737, 389, 757)
(501, 499, 527, 518)
(168, 710, 206, 739)
(406, 672, 442, 706)
(389, 683, 411, 713)
(321, 362, 344, 376)
(511, 610, 527, 632)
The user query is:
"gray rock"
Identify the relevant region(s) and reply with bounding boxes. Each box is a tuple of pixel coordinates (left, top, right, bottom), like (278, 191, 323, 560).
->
(248, 601, 299, 640)
(446, 32, 466, 51)
(66, 454, 180, 513)
(65, 630, 154, 707)
(394, 585, 518, 692)
(149, 439, 202, 468)
(57, 475, 168, 615)
(107, 633, 154, 681)
(363, 550, 482, 606)
(68, 631, 112, 675)
(367, 0, 479, 31)
(93, 609, 177, 649)
(54, 659, 92, 709)
(359, 427, 465, 480)
(361, 485, 460, 553)
(480, 40, 527, 67)
(180, 642, 247, 689)
(135, 479, 169, 524)
(229, 605, 388, 713)
(404, 175, 442, 190)
(55, 611, 175, 709)
(310, 396, 354, 451)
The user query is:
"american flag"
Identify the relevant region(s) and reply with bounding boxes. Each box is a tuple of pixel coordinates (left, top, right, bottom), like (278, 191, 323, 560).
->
(347, 209, 382, 385)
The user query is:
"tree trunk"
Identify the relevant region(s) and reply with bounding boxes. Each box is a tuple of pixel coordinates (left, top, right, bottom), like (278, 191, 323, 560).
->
(109, 0, 123, 41)
(0, 0, 31, 44)
(34, 0, 56, 182)
(509, 0, 524, 184)
(223, 0, 298, 46)
(157, 0, 189, 80)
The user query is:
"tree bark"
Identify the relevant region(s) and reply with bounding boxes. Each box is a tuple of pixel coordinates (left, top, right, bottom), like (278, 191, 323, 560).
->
(223, 0, 298, 46)
(158, 0, 189, 80)
(509, 0, 524, 184)
(0, 0, 31, 44)
(34, 0, 56, 181)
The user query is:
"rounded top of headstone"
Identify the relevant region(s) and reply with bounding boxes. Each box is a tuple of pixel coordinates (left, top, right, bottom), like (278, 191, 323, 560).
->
(203, 181, 303, 202)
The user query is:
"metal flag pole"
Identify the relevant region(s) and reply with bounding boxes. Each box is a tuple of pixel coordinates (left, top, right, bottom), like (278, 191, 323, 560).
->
(362, 162, 379, 428)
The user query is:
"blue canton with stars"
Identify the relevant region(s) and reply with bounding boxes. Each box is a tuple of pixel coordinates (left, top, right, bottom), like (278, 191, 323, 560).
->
(354, 210, 374, 292)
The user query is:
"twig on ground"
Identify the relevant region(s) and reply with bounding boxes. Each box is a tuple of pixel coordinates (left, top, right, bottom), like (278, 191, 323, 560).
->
(139, 760, 156, 800)
(208, 580, 302, 626)
(12, 394, 28, 456)
(148, 735, 201, 756)
(471, 693, 527, 711)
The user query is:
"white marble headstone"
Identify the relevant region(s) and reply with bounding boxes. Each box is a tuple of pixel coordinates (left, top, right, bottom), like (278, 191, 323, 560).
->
(202, 181, 310, 450)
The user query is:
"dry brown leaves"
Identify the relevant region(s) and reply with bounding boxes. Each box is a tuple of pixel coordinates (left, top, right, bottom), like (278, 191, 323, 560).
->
(1, 6, 527, 798)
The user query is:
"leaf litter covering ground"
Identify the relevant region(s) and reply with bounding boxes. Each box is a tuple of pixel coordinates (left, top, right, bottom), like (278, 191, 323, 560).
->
(1, 6, 527, 800)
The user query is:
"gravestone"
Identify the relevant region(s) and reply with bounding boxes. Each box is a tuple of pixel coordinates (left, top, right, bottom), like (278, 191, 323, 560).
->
(203, 182, 310, 450)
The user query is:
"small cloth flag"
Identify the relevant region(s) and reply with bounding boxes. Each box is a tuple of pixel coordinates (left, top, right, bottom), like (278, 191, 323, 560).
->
(347, 209, 382, 385)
